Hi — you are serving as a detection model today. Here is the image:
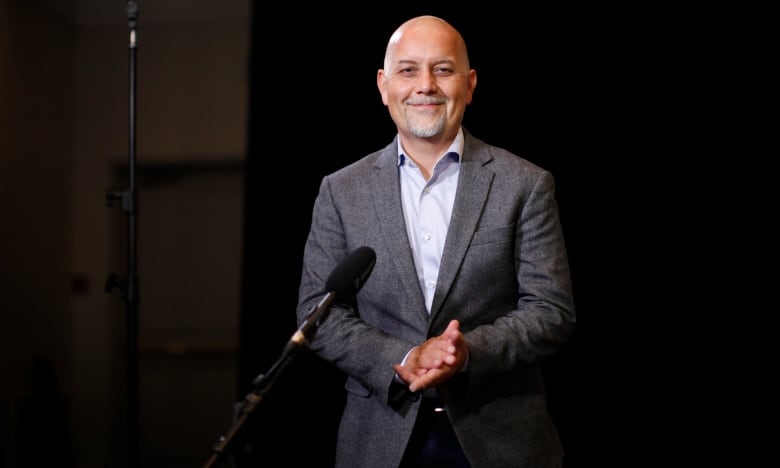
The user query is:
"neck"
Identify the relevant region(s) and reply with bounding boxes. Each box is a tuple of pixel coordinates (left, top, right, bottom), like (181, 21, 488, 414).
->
(401, 139, 452, 180)
(399, 134, 456, 180)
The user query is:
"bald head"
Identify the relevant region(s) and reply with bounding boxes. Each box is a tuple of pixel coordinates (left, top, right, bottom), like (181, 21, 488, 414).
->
(377, 14, 477, 154)
(384, 15, 470, 72)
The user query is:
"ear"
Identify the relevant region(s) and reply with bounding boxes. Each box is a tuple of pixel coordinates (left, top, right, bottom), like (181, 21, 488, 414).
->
(465, 69, 477, 104)
(377, 69, 389, 105)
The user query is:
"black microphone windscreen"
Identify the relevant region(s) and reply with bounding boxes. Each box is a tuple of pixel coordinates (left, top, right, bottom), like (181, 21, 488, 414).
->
(325, 246, 376, 299)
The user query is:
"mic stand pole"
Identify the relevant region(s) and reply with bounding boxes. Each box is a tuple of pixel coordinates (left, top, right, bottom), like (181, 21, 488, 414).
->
(106, 2, 141, 467)
(202, 296, 335, 468)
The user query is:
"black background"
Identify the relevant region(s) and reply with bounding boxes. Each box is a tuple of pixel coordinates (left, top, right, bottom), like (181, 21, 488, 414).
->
(236, 3, 707, 467)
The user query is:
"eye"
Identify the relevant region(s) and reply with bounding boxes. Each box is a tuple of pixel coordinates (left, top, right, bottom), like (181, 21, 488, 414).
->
(398, 67, 418, 77)
(433, 67, 455, 76)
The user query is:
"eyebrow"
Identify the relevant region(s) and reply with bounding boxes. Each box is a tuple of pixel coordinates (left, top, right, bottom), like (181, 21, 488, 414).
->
(394, 58, 457, 67)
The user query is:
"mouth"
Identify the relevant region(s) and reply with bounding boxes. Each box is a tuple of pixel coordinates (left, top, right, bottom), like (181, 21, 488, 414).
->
(406, 97, 446, 107)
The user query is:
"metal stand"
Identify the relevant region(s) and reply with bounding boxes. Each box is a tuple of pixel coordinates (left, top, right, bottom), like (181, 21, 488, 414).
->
(202, 332, 311, 468)
(105, 2, 141, 466)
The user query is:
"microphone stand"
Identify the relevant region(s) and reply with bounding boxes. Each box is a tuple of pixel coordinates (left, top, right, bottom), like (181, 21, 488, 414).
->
(106, 2, 140, 467)
(202, 294, 336, 468)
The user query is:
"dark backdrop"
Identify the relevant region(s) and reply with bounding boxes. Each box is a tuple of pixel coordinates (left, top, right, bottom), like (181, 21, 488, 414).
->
(236, 4, 701, 467)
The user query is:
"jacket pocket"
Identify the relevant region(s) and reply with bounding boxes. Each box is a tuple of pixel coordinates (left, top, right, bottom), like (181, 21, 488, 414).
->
(470, 223, 515, 246)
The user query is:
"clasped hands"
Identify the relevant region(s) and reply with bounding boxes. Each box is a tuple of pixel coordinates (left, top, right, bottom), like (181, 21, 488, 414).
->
(393, 319, 468, 393)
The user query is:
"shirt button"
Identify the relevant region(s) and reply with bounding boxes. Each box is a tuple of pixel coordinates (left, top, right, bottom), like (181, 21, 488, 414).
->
(424, 186, 431, 194)
(423, 232, 431, 241)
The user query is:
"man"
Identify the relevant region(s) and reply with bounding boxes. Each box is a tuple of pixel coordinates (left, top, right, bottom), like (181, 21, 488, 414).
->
(296, 15, 576, 468)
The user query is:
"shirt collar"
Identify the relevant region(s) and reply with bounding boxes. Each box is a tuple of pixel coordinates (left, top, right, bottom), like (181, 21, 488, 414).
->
(397, 127, 464, 167)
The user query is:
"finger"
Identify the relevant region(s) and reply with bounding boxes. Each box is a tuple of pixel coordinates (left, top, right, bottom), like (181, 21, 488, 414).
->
(408, 366, 452, 392)
(409, 373, 434, 393)
(444, 319, 460, 335)
(416, 350, 447, 370)
(446, 329, 463, 346)
(393, 364, 418, 384)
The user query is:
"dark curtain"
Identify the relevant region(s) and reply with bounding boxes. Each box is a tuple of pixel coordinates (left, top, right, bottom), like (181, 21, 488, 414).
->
(237, 4, 699, 467)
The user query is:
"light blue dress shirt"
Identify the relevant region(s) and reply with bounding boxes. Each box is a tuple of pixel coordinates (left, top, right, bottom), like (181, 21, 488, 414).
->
(397, 128, 463, 313)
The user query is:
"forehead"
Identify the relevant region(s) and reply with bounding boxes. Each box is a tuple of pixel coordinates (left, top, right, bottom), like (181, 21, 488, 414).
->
(389, 24, 462, 65)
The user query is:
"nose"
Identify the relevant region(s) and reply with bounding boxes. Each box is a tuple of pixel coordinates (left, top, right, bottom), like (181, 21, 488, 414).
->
(417, 69, 438, 93)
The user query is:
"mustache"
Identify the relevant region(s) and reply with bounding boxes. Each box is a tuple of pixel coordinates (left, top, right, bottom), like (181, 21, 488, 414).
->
(405, 97, 447, 105)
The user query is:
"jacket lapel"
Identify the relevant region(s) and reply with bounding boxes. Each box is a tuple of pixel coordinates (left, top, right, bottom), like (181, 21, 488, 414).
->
(429, 136, 494, 320)
(371, 141, 429, 322)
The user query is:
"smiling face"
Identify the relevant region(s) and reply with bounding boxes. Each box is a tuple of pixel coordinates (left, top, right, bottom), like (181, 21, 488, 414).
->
(378, 16, 477, 144)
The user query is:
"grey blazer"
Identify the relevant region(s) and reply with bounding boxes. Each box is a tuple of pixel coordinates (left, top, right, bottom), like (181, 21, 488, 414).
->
(297, 128, 576, 468)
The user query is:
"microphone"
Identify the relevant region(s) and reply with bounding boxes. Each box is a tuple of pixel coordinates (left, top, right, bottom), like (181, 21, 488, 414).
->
(236, 247, 375, 456)
(289, 246, 376, 349)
